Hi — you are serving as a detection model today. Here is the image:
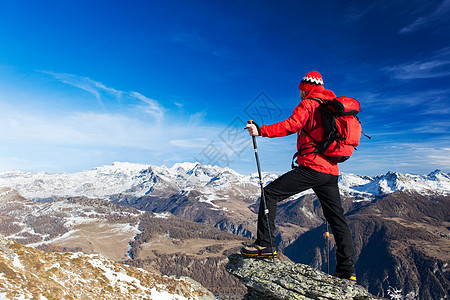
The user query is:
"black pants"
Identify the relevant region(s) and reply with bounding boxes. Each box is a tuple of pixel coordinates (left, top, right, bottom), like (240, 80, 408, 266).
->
(255, 165, 355, 273)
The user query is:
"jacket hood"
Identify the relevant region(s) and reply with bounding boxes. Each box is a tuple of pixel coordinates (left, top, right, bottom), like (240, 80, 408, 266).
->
(304, 86, 336, 101)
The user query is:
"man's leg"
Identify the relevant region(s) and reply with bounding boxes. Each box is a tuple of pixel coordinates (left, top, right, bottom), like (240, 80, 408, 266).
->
(255, 166, 326, 247)
(313, 177, 355, 276)
(242, 167, 315, 257)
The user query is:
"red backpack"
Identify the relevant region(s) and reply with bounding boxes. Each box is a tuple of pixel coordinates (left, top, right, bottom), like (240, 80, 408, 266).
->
(293, 96, 364, 166)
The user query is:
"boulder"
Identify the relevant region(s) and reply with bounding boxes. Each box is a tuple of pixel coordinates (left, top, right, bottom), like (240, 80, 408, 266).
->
(226, 254, 380, 300)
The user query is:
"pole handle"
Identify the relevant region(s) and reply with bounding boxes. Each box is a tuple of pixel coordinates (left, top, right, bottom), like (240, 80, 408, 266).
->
(246, 121, 258, 150)
(244, 120, 255, 130)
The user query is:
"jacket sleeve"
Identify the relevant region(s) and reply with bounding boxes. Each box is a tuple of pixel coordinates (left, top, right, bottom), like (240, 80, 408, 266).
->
(260, 100, 313, 138)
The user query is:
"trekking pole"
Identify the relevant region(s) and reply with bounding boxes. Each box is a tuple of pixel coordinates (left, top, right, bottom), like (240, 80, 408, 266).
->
(247, 120, 276, 262)
(326, 221, 330, 274)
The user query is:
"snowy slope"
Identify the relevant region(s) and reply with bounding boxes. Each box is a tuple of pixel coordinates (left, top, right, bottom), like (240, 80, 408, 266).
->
(0, 234, 214, 299)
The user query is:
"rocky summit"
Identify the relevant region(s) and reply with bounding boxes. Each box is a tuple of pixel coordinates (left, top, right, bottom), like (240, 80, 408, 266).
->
(226, 254, 379, 300)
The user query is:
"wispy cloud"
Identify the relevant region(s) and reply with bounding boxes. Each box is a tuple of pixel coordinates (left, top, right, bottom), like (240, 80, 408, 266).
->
(382, 47, 450, 80)
(41, 71, 165, 123)
(393, 142, 450, 170)
(131, 92, 165, 124)
(39, 71, 122, 107)
(359, 89, 450, 112)
(399, 0, 450, 34)
(399, 17, 427, 35)
(188, 111, 208, 125)
(411, 120, 450, 133)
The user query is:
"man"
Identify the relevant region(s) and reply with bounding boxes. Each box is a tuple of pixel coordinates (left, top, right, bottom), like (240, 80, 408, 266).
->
(241, 71, 356, 281)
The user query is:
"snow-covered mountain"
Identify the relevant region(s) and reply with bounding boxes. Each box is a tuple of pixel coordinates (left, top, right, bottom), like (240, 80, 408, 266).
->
(0, 162, 275, 208)
(339, 170, 450, 200)
(0, 162, 448, 204)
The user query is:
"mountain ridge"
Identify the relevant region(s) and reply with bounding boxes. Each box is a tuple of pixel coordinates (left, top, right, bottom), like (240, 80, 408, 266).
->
(0, 162, 449, 203)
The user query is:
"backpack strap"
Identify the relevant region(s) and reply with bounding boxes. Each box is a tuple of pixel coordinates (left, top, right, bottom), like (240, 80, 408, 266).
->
(308, 97, 325, 104)
(291, 145, 318, 168)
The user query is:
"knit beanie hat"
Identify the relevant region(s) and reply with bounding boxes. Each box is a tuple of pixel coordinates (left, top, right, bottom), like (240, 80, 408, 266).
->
(298, 71, 324, 92)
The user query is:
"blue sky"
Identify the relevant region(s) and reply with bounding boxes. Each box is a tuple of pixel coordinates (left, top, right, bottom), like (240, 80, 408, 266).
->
(0, 0, 449, 176)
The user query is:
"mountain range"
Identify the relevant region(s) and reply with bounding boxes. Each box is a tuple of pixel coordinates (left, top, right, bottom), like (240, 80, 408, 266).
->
(0, 162, 449, 299)
(1, 162, 449, 202)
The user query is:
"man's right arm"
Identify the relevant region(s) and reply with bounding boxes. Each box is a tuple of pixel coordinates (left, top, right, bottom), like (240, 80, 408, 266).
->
(260, 101, 312, 138)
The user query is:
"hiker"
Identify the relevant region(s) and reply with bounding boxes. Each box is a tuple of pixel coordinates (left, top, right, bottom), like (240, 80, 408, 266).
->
(241, 71, 357, 282)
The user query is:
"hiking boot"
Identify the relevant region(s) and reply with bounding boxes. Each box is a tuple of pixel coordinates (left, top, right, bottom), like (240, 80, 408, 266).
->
(240, 243, 277, 258)
(333, 271, 357, 282)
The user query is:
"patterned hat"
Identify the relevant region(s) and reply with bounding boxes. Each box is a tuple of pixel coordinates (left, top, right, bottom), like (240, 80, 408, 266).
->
(298, 71, 324, 92)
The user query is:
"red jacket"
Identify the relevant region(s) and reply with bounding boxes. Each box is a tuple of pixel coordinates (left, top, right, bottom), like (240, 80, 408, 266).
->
(260, 86, 339, 175)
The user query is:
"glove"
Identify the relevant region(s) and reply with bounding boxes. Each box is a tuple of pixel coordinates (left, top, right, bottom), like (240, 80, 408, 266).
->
(246, 120, 261, 136)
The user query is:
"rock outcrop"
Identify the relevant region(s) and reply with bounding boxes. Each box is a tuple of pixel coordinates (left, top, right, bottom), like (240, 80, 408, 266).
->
(226, 254, 379, 300)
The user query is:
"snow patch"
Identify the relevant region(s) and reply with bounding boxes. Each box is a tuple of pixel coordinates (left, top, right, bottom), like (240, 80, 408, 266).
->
(88, 256, 150, 294)
(153, 212, 170, 219)
(45, 262, 61, 272)
(12, 254, 24, 270)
